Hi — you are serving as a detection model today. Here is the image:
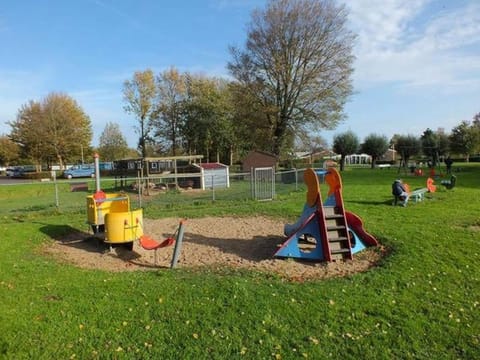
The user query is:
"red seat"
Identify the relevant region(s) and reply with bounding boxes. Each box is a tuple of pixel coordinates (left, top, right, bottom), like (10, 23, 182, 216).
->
(139, 235, 175, 250)
(138, 235, 175, 266)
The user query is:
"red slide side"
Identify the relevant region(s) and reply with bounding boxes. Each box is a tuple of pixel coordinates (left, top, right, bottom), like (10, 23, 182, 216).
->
(345, 211, 378, 246)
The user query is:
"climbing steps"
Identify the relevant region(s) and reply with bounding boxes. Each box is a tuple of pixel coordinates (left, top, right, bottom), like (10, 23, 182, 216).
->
(323, 206, 352, 261)
(276, 168, 357, 262)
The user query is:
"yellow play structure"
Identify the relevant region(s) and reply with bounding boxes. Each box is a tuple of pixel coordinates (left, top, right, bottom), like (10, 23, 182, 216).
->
(85, 154, 182, 267)
(86, 191, 143, 250)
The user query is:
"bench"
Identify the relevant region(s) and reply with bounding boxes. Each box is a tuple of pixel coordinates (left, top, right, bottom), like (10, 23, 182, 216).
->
(70, 182, 88, 192)
(441, 175, 456, 190)
(392, 180, 433, 206)
(410, 188, 428, 203)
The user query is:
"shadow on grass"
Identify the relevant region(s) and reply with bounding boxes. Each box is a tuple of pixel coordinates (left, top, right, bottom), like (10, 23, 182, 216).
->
(347, 199, 394, 206)
(38, 223, 142, 262)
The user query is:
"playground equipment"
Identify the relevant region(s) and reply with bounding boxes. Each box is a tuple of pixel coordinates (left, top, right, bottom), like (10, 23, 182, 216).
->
(392, 177, 436, 206)
(138, 219, 186, 268)
(87, 192, 141, 250)
(275, 168, 378, 262)
(441, 174, 456, 190)
(86, 154, 176, 260)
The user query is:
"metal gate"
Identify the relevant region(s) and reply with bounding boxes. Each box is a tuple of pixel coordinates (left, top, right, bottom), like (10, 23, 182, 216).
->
(251, 167, 275, 201)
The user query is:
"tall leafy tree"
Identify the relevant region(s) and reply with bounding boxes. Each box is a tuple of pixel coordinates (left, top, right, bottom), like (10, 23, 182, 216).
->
(421, 128, 440, 166)
(473, 112, 480, 127)
(9, 93, 92, 169)
(395, 134, 421, 170)
(0, 135, 20, 166)
(182, 75, 236, 163)
(360, 134, 389, 169)
(9, 100, 44, 167)
(449, 120, 480, 161)
(123, 69, 157, 158)
(155, 67, 187, 156)
(333, 131, 359, 171)
(98, 122, 131, 161)
(228, 0, 355, 156)
(437, 131, 450, 159)
(42, 93, 92, 168)
(228, 81, 272, 155)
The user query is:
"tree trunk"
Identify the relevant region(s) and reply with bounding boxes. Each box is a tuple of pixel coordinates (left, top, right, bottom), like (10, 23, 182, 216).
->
(340, 155, 345, 171)
(57, 155, 64, 170)
(272, 117, 287, 156)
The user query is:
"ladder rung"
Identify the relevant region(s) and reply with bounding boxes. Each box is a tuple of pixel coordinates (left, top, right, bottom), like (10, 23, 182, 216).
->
(325, 214, 343, 219)
(331, 248, 351, 254)
(329, 237, 349, 242)
(327, 225, 346, 230)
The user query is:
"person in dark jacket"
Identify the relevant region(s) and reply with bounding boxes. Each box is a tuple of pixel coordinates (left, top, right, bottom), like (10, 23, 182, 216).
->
(445, 156, 453, 174)
(392, 179, 409, 206)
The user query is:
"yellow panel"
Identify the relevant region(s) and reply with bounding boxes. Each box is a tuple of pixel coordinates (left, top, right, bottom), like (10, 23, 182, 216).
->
(104, 209, 143, 244)
(86, 193, 130, 226)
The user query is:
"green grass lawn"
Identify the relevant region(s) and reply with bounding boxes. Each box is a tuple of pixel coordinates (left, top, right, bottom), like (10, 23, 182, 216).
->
(0, 166, 479, 359)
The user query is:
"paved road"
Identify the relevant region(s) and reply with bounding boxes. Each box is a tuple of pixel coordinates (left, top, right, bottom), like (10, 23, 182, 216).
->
(0, 176, 52, 185)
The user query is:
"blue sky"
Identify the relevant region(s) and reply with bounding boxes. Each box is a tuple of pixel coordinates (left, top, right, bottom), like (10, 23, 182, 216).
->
(1, 0, 479, 149)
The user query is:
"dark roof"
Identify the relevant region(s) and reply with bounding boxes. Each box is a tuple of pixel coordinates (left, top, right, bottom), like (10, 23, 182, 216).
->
(245, 150, 277, 158)
(199, 162, 227, 170)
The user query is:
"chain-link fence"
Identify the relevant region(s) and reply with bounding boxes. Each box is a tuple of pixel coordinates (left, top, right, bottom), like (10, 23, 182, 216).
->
(0, 168, 309, 216)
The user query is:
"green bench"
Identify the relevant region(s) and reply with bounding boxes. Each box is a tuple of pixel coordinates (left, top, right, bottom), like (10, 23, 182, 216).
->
(441, 175, 456, 190)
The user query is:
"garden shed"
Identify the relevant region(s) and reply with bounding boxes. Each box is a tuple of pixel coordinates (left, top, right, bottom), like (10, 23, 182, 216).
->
(193, 163, 230, 190)
(242, 150, 277, 171)
(112, 155, 204, 176)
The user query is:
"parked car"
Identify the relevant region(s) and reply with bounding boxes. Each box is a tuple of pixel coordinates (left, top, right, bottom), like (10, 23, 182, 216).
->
(6, 166, 23, 177)
(5, 167, 16, 177)
(63, 165, 95, 179)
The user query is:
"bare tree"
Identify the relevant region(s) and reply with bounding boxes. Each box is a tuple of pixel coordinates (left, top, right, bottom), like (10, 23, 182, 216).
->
(123, 69, 157, 158)
(228, 0, 355, 156)
(295, 130, 328, 164)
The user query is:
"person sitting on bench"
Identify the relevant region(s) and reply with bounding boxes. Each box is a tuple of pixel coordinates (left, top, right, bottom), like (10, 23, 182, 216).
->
(392, 179, 409, 206)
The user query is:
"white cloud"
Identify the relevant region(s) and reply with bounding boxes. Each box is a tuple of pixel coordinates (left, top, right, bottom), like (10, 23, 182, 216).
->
(348, 0, 480, 91)
(348, 0, 428, 49)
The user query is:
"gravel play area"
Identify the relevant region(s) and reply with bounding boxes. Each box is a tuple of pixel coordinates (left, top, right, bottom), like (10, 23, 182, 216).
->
(43, 216, 386, 281)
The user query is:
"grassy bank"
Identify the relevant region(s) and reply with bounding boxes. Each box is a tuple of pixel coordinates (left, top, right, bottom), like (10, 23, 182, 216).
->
(0, 166, 479, 359)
